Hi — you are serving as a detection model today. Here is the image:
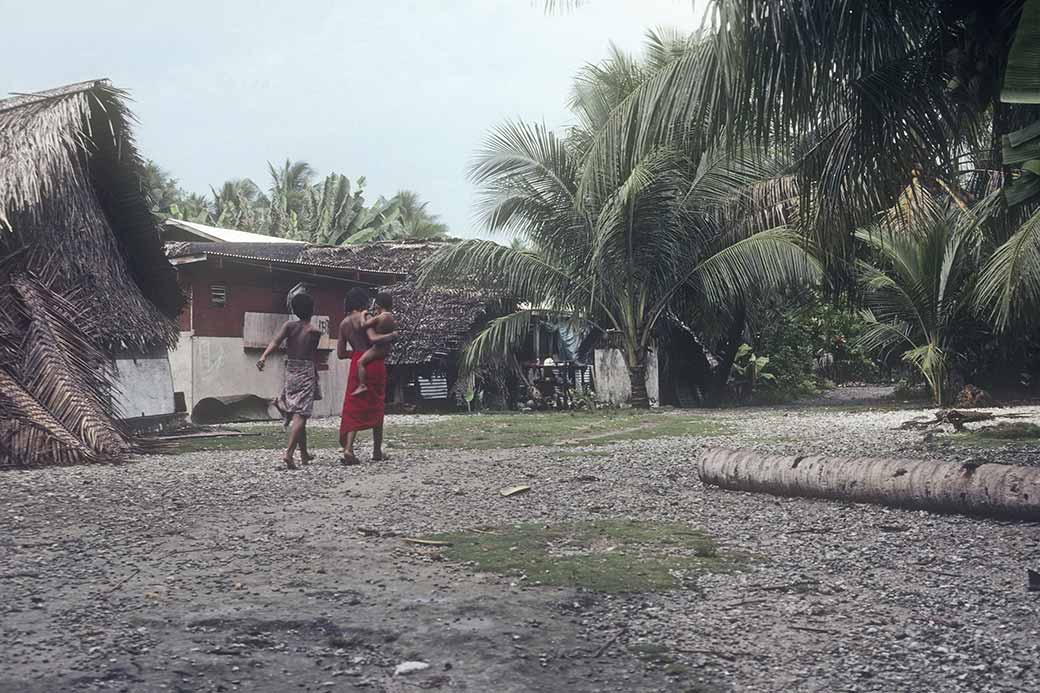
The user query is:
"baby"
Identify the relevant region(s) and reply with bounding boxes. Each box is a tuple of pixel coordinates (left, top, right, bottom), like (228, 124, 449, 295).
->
(352, 291, 398, 396)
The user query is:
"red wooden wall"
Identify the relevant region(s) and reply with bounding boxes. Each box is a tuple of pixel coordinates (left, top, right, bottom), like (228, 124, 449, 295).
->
(175, 262, 360, 340)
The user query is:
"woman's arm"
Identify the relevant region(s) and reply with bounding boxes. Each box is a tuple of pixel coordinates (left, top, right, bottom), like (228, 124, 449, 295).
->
(257, 321, 290, 371)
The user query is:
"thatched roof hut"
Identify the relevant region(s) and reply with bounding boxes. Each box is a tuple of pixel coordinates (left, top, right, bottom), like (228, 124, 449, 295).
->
(0, 79, 183, 466)
(0, 79, 182, 347)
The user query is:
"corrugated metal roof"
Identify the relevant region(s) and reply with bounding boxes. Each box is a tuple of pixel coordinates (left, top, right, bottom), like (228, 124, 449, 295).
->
(163, 219, 306, 244)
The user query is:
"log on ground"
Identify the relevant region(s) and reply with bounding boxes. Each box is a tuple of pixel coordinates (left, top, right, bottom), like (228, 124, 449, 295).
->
(698, 449, 1040, 521)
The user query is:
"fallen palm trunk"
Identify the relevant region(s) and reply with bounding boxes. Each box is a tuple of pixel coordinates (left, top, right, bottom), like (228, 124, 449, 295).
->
(698, 448, 1040, 521)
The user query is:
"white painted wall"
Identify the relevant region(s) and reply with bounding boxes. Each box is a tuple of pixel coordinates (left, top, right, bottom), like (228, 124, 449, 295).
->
(169, 331, 194, 408)
(593, 347, 659, 407)
(170, 335, 352, 419)
(112, 352, 176, 419)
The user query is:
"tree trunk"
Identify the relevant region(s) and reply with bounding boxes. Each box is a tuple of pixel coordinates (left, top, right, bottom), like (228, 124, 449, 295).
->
(698, 448, 1040, 521)
(627, 364, 650, 409)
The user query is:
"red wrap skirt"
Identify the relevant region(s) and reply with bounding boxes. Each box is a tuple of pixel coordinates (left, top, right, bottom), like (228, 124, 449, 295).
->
(339, 352, 386, 443)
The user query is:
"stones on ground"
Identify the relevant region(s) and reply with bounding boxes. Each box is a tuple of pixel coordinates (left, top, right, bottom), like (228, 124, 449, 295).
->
(3, 398, 1040, 692)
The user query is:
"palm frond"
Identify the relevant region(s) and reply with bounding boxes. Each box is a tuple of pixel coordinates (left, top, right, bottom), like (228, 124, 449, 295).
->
(12, 275, 131, 458)
(976, 207, 1040, 330)
(459, 310, 535, 371)
(419, 239, 587, 310)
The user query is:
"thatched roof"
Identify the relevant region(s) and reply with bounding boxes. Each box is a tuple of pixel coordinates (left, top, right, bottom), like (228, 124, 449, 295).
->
(375, 279, 501, 366)
(0, 79, 183, 467)
(0, 79, 183, 349)
(300, 242, 501, 366)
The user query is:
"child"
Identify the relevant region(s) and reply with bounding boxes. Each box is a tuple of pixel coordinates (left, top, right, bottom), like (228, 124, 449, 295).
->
(351, 291, 398, 396)
(257, 292, 322, 470)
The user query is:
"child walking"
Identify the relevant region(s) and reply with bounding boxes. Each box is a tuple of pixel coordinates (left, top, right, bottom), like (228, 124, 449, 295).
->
(351, 292, 398, 396)
(257, 292, 322, 470)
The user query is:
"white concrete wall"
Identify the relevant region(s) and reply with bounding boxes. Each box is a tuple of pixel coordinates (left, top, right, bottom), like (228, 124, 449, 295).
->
(169, 331, 194, 408)
(112, 352, 176, 419)
(593, 348, 659, 407)
(170, 335, 351, 419)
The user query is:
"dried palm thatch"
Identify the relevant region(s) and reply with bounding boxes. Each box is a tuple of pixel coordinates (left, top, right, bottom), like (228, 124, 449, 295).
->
(0, 80, 183, 467)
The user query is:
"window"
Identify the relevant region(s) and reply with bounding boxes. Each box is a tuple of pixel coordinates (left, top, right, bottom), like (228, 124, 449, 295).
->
(210, 283, 228, 308)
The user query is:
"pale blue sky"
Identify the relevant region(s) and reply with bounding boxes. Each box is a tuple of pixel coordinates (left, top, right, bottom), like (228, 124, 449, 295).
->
(3, 1, 706, 238)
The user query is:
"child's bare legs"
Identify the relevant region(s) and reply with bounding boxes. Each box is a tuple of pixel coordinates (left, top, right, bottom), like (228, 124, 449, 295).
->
(284, 414, 308, 469)
(351, 348, 377, 396)
(299, 426, 315, 463)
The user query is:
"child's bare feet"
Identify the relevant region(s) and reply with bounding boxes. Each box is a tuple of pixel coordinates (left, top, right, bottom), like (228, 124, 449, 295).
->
(350, 385, 368, 396)
(283, 456, 297, 470)
(301, 452, 315, 465)
(372, 452, 390, 462)
(340, 451, 361, 466)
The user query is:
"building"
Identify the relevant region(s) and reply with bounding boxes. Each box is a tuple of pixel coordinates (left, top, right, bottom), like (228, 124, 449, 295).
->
(0, 79, 185, 465)
(164, 236, 502, 419)
(164, 240, 404, 421)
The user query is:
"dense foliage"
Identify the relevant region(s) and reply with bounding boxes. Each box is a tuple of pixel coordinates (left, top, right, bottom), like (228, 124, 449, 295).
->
(141, 159, 451, 244)
(420, 32, 820, 408)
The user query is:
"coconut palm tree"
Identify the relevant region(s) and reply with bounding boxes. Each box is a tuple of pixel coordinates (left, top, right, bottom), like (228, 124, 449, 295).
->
(211, 178, 267, 233)
(575, 1, 1040, 289)
(168, 192, 212, 224)
(140, 160, 183, 216)
(420, 118, 819, 407)
(268, 159, 315, 239)
(856, 184, 994, 404)
(391, 190, 451, 240)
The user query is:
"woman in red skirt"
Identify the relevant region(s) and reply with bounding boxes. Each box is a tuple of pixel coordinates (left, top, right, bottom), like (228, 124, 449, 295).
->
(337, 288, 396, 464)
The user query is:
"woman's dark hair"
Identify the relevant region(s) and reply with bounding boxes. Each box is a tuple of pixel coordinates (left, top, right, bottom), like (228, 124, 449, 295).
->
(374, 291, 393, 311)
(344, 287, 371, 313)
(290, 292, 315, 320)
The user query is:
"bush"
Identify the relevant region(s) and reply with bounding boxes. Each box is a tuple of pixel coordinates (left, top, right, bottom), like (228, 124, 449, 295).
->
(745, 291, 883, 402)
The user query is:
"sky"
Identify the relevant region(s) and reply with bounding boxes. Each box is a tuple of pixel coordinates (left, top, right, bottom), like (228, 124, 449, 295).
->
(3, 0, 707, 238)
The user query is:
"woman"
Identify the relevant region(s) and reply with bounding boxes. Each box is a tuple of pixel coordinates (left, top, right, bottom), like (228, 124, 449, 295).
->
(337, 288, 396, 464)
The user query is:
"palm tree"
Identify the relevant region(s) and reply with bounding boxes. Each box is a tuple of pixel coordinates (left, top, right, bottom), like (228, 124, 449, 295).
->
(391, 190, 451, 240)
(168, 192, 212, 224)
(140, 160, 182, 215)
(575, 2, 1040, 289)
(211, 178, 267, 233)
(856, 184, 992, 404)
(268, 159, 315, 239)
(421, 116, 818, 407)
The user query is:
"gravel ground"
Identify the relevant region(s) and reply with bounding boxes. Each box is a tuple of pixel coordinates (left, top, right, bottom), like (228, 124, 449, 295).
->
(2, 395, 1039, 692)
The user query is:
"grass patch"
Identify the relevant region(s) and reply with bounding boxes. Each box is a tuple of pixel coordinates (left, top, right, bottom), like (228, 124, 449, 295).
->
(969, 422, 1040, 440)
(945, 421, 1040, 448)
(164, 410, 727, 455)
(424, 520, 741, 593)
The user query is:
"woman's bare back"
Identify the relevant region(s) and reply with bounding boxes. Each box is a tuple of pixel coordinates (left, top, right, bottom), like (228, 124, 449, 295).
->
(285, 320, 320, 360)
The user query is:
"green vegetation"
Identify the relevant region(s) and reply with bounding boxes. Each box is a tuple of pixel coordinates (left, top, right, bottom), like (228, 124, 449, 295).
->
(142, 159, 450, 243)
(513, 2, 1040, 405)
(424, 520, 740, 593)
(420, 30, 820, 409)
(164, 411, 728, 456)
(947, 422, 1040, 448)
